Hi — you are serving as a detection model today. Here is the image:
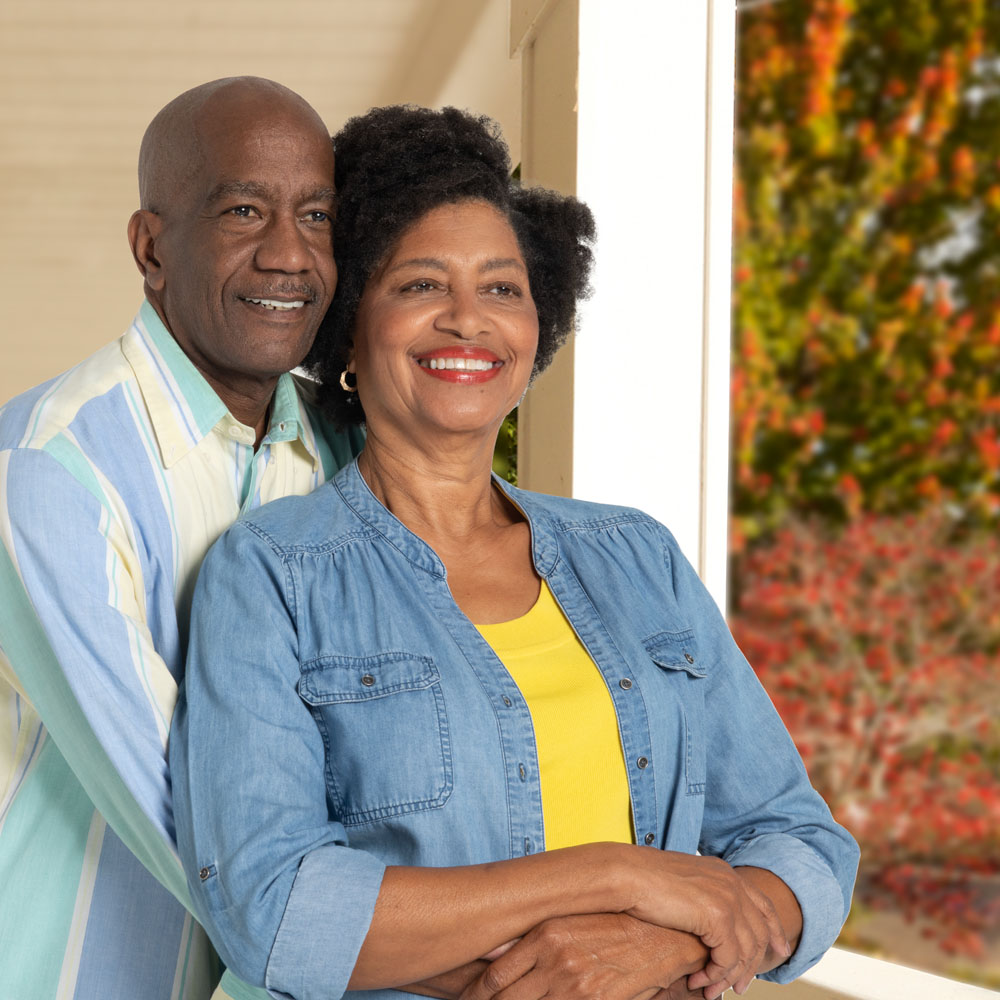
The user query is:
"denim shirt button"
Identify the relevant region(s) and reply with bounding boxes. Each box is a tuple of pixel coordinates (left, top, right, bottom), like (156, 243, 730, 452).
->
(684, 652, 695, 664)
(198, 867, 211, 881)
(619, 678, 632, 690)
(503, 695, 512, 707)
(644, 832, 655, 845)
(636, 756, 649, 769)
(518, 764, 526, 781)
(361, 673, 376, 687)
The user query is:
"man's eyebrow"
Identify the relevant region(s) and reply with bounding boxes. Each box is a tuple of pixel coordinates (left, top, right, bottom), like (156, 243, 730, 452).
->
(302, 186, 337, 205)
(203, 182, 336, 205)
(205, 180, 271, 204)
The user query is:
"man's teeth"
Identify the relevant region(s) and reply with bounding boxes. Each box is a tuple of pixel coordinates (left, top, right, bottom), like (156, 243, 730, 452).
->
(419, 357, 498, 371)
(244, 298, 306, 311)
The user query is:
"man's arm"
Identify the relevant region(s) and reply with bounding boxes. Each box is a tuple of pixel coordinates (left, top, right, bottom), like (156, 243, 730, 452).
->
(0, 446, 191, 906)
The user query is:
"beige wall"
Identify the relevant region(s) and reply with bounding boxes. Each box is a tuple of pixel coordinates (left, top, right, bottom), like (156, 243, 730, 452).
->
(0, 0, 521, 404)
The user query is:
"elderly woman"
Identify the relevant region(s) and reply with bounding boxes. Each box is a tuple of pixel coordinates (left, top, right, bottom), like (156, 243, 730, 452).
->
(170, 106, 858, 1000)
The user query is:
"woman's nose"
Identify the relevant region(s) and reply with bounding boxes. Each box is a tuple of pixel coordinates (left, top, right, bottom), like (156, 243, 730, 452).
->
(436, 287, 488, 339)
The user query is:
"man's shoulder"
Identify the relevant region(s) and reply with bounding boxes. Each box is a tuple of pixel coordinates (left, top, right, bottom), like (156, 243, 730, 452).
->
(0, 336, 132, 453)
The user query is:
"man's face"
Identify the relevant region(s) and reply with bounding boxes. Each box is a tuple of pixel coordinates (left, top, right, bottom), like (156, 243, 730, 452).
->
(149, 101, 336, 402)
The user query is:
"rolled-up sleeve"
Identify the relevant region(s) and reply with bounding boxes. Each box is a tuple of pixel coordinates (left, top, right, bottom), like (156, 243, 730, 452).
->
(170, 520, 385, 999)
(661, 527, 860, 983)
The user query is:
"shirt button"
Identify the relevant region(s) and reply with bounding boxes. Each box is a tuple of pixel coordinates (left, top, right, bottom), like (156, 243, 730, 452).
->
(361, 674, 376, 687)
(518, 764, 527, 781)
(644, 832, 655, 845)
(503, 696, 512, 707)
(228, 426, 241, 439)
(637, 756, 649, 769)
(199, 867, 211, 881)
(684, 652, 695, 664)
(279, 422, 286, 432)
(619, 678, 632, 690)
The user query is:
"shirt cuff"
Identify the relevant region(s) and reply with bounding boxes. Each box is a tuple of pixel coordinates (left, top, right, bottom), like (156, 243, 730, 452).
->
(265, 845, 386, 1000)
(728, 834, 849, 983)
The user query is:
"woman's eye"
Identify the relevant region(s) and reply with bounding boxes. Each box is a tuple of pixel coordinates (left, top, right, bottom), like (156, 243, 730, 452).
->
(489, 283, 520, 297)
(306, 211, 331, 223)
(403, 280, 438, 293)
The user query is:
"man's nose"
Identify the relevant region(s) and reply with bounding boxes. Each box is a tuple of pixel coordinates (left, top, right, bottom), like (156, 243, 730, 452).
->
(255, 214, 313, 273)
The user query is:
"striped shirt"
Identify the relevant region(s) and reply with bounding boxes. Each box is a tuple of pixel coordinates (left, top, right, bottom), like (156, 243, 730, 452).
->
(0, 301, 362, 1000)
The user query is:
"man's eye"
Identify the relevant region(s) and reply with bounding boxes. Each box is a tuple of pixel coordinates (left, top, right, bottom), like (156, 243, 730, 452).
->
(403, 280, 437, 293)
(306, 211, 331, 223)
(229, 206, 255, 218)
(490, 283, 520, 297)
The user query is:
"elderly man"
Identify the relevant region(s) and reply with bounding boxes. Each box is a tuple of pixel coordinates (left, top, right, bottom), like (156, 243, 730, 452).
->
(0, 78, 361, 1000)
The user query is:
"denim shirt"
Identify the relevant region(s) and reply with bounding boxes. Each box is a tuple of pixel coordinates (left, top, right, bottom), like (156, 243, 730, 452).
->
(170, 459, 859, 1000)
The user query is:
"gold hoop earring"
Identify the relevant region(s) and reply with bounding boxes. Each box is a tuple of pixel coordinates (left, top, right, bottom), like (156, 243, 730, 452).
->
(339, 369, 357, 393)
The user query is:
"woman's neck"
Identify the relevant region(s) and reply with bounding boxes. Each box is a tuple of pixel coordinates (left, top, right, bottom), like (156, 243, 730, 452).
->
(358, 427, 539, 624)
(357, 430, 512, 543)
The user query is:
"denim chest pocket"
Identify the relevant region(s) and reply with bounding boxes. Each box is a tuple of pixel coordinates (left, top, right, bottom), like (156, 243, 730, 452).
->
(298, 652, 453, 826)
(643, 630, 707, 795)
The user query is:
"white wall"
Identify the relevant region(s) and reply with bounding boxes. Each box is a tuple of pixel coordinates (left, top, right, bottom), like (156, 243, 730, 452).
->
(573, 0, 735, 604)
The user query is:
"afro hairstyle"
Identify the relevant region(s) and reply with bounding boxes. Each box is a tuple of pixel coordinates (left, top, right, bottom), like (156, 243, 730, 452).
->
(304, 104, 596, 426)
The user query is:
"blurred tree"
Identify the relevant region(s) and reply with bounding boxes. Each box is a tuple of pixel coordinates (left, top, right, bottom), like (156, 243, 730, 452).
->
(733, 0, 1000, 543)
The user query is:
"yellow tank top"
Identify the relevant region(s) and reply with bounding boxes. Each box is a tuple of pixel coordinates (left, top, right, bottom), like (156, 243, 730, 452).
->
(475, 581, 634, 850)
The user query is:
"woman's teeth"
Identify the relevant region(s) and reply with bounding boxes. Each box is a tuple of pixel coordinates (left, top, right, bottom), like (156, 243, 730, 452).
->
(419, 357, 498, 371)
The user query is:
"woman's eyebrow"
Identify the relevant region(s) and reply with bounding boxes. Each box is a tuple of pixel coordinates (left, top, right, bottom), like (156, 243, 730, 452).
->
(385, 257, 448, 274)
(385, 257, 527, 275)
(480, 257, 527, 273)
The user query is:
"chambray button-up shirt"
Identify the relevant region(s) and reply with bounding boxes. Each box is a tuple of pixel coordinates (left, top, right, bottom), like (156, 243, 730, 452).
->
(172, 459, 859, 1000)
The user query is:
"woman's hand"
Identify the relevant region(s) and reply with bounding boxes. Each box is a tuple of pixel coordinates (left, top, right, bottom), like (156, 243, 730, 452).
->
(458, 913, 708, 1000)
(621, 850, 790, 996)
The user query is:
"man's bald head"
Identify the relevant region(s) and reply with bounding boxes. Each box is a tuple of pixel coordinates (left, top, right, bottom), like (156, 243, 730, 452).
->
(138, 77, 328, 213)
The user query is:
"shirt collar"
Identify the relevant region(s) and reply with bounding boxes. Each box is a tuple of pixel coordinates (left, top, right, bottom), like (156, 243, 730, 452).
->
(122, 301, 318, 469)
(331, 459, 560, 578)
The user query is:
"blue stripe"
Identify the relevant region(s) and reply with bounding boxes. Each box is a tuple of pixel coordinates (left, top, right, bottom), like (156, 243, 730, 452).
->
(73, 827, 188, 1000)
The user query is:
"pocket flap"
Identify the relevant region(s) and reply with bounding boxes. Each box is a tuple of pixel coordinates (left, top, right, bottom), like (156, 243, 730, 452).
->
(643, 630, 705, 678)
(299, 652, 439, 704)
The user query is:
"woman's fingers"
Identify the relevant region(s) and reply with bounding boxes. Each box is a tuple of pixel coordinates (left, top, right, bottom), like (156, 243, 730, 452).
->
(625, 852, 790, 997)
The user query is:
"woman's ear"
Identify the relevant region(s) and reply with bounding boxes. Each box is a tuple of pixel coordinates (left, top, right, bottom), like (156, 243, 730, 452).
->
(127, 210, 166, 291)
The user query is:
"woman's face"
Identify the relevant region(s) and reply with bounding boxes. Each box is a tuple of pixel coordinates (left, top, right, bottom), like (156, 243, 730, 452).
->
(350, 199, 539, 447)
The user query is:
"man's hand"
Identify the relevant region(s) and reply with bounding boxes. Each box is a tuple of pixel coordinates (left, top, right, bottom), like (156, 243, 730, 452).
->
(457, 913, 709, 1000)
(404, 960, 490, 1000)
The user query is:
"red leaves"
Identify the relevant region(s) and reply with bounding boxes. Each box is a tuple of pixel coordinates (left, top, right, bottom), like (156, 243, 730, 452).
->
(729, 512, 1000, 958)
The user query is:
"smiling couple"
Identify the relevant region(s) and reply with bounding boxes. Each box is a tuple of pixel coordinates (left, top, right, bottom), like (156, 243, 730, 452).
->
(0, 79, 857, 1000)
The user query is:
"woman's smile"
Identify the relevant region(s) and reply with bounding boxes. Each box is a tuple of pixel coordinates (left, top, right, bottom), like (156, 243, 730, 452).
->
(415, 346, 503, 381)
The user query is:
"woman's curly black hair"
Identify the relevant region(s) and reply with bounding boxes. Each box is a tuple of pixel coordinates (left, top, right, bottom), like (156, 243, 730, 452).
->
(304, 105, 596, 426)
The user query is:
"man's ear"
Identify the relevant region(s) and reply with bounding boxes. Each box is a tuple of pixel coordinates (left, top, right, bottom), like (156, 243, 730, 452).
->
(127, 210, 165, 291)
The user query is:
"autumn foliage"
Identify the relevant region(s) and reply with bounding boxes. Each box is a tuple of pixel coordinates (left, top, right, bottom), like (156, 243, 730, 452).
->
(733, 0, 1000, 540)
(731, 0, 1000, 968)
(729, 514, 1000, 957)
